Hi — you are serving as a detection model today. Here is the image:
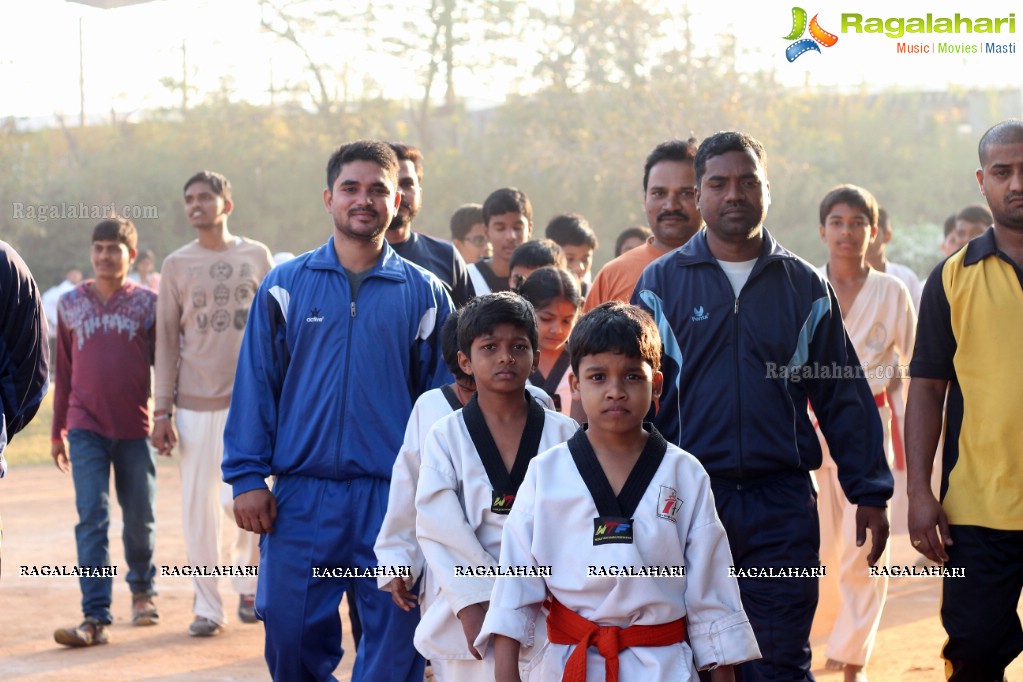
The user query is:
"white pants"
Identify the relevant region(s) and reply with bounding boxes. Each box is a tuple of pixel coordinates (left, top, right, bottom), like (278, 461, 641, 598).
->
(430, 656, 495, 682)
(176, 407, 260, 624)
(814, 404, 892, 666)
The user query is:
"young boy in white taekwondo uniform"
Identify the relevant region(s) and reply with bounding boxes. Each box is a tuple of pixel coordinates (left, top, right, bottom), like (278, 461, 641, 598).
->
(478, 302, 761, 682)
(812, 185, 916, 682)
(415, 292, 578, 680)
(374, 309, 554, 615)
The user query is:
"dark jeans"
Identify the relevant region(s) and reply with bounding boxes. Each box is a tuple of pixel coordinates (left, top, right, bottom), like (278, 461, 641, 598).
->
(69, 429, 157, 623)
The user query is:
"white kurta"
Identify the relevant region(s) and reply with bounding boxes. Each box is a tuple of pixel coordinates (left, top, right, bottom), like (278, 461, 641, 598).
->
(813, 267, 916, 666)
(414, 404, 578, 669)
(374, 386, 555, 613)
(476, 437, 761, 681)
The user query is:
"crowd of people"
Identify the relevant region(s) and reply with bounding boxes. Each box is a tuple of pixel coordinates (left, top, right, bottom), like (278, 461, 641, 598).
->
(1, 120, 1021, 682)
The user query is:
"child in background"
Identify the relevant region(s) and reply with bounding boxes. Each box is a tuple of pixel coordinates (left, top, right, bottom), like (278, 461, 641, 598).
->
(544, 213, 598, 294)
(450, 204, 491, 265)
(507, 240, 565, 291)
(614, 225, 651, 257)
(467, 188, 533, 295)
(478, 302, 760, 682)
(813, 185, 915, 682)
(415, 293, 578, 681)
(517, 267, 582, 418)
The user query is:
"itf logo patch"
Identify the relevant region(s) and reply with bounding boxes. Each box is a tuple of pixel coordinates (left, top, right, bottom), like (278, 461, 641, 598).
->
(657, 485, 682, 523)
(783, 7, 838, 62)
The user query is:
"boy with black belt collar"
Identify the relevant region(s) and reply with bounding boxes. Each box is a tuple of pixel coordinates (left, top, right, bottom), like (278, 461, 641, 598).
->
(479, 302, 760, 681)
(415, 292, 577, 680)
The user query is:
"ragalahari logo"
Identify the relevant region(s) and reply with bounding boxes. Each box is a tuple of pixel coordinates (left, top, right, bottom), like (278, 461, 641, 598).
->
(784, 7, 839, 62)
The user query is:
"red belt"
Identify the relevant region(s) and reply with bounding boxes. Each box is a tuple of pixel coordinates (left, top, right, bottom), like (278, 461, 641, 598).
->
(545, 597, 686, 682)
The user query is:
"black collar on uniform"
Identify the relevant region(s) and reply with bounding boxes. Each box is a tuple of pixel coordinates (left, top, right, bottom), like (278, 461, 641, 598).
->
(567, 424, 668, 518)
(462, 391, 546, 494)
(440, 384, 463, 411)
(528, 350, 572, 398)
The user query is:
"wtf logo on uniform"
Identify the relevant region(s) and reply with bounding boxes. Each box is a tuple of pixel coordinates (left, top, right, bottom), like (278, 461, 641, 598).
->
(784, 7, 839, 62)
(592, 516, 634, 545)
(491, 491, 515, 515)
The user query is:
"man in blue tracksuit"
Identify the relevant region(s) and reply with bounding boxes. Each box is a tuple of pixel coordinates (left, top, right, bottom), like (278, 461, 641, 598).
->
(223, 140, 453, 681)
(634, 132, 892, 681)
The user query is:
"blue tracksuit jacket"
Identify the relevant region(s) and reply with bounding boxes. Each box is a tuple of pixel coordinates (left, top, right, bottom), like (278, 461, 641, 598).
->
(223, 237, 454, 496)
(633, 228, 892, 507)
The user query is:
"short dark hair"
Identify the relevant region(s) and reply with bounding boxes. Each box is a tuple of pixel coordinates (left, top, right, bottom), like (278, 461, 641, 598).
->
(509, 239, 565, 272)
(457, 292, 538, 357)
(943, 213, 958, 237)
(441, 308, 470, 382)
(568, 301, 661, 376)
(183, 170, 231, 201)
(877, 208, 891, 235)
(388, 142, 424, 181)
(545, 213, 598, 250)
(517, 266, 582, 312)
(643, 138, 698, 193)
(482, 187, 532, 225)
(450, 204, 484, 241)
(694, 131, 766, 187)
(956, 204, 993, 226)
(614, 225, 651, 257)
(326, 140, 399, 190)
(818, 184, 879, 228)
(978, 119, 1023, 166)
(92, 216, 138, 251)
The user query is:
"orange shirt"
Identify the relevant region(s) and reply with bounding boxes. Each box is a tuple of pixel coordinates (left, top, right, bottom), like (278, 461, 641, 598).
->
(582, 238, 668, 313)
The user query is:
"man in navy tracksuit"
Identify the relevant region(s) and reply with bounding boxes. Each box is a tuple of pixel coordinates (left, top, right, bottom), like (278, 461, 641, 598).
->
(634, 132, 892, 681)
(223, 141, 453, 681)
(1, 241, 49, 575)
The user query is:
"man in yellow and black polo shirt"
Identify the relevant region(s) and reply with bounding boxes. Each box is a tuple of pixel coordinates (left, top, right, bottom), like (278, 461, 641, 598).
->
(907, 118, 1023, 681)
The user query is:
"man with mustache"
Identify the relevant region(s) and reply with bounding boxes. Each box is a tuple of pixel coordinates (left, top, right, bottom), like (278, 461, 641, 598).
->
(634, 132, 892, 681)
(907, 119, 1023, 681)
(385, 143, 475, 308)
(224, 140, 453, 681)
(583, 138, 702, 312)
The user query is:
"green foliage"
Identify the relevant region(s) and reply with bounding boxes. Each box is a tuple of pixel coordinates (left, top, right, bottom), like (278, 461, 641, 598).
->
(3, 98, 407, 286)
(1, 22, 1013, 283)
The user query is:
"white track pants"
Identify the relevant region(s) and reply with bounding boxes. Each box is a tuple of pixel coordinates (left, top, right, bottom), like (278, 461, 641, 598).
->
(176, 407, 260, 624)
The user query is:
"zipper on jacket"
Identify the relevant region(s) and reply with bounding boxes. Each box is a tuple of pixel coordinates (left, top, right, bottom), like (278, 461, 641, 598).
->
(733, 295, 745, 480)
(337, 286, 357, 479)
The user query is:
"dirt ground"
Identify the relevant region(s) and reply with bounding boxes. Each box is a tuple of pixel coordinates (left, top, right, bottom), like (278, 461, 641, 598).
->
(1, 461, 1020, 681)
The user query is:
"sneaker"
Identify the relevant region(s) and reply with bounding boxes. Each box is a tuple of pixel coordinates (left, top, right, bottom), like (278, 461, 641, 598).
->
(188, 616, 224, 637)
(238, 594, 257, 624)
(132, 596, 160, 626)
(54, 619, 109, 647)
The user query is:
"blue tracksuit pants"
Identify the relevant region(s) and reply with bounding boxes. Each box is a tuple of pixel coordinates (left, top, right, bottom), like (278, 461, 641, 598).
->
(256, 474, 425, 682)
(712, 472, 820, 682)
